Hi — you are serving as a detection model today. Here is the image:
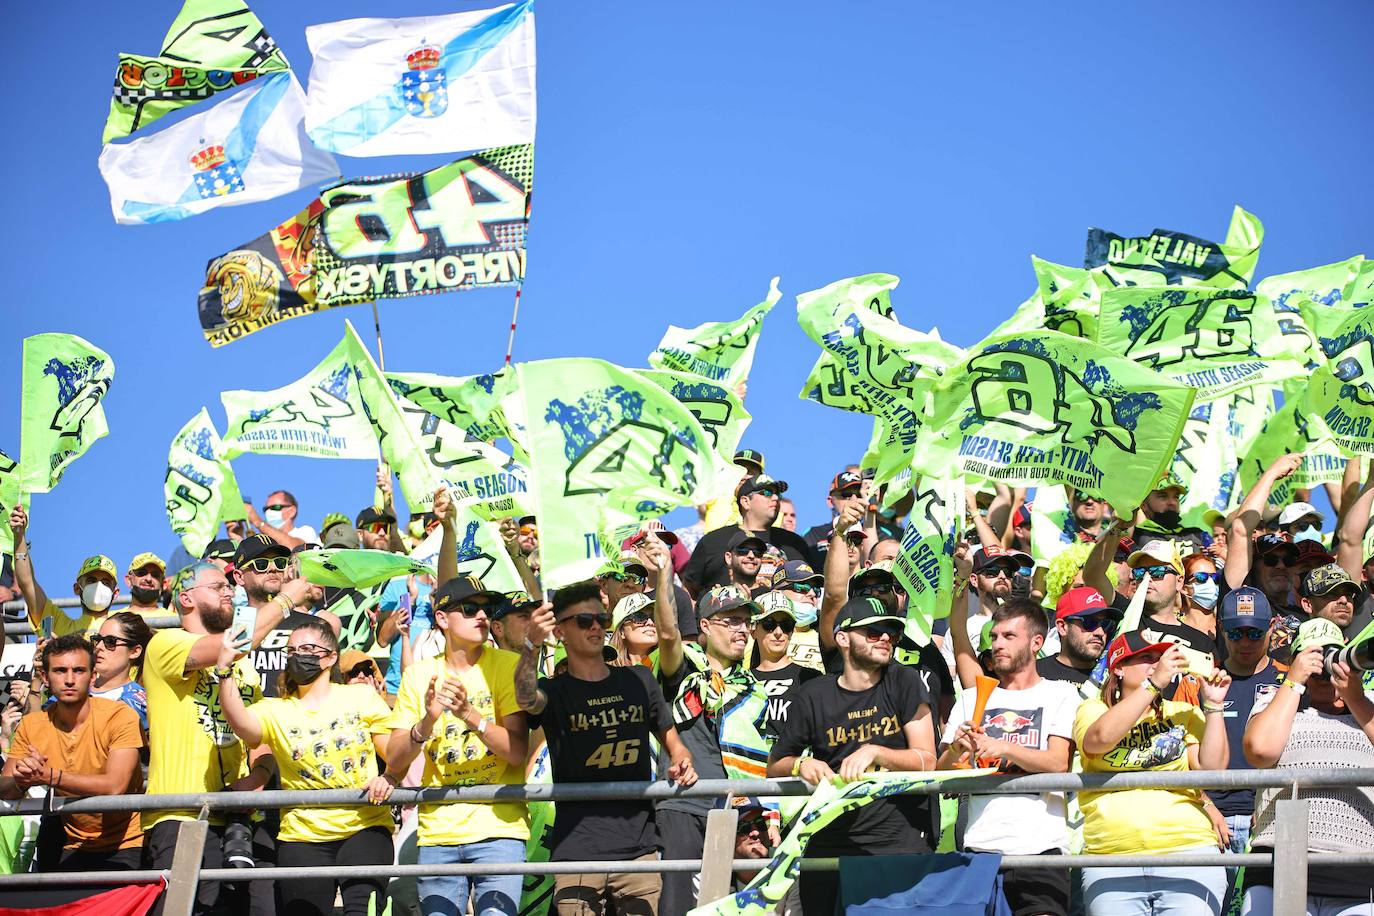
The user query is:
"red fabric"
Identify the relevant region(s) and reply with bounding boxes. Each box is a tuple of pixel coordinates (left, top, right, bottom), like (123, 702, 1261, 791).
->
(0, 882, 162, 916)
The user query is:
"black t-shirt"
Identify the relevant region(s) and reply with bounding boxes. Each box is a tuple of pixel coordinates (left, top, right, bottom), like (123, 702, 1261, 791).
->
(657, 660, 728, 817)
(249, 609, 319, 698)
(751, 663, 821, 742)
(1035, 654, 1091, 685)
(820, 643, 951, 720)
(681, 525, 819, 595)
(1209, 662, 1284, 819)
(772, 664, 935, 856)
(528, 665, 672, 860)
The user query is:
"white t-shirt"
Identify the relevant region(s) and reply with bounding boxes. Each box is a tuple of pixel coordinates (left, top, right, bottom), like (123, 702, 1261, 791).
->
(941, 676, 1080, 854)
(940, 606, 992, 676)
(290, 524, 320, 545)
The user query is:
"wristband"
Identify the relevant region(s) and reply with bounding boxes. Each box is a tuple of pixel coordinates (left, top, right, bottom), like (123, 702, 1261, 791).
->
(276, 594, 294, 615)
(1202, 704, 1224, 714)
(410, 723, 431, 744)
(1143, 680, 1163, 697)
(214, 666, 234, 679)
(475, 717, 490, 736)
(1284, 681, 1306, 696)
(791, 757, 804, 777)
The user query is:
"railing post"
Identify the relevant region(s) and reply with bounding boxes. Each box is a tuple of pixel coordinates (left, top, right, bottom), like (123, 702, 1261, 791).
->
(1272, 798, 1308, 913)
(162, 813, 211, 916)
(696, 807, 740, 907)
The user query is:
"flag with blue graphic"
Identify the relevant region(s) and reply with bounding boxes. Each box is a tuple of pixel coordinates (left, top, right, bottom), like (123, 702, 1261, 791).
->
(98, 70, 338, 224)
(304, 1, 536, 157)
(19, 334, 114, 494)
(165, 408, 246, 557)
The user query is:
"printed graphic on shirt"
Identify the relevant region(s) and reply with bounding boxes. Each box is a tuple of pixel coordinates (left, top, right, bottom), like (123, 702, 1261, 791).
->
(285, 710, 376, 785)
(823, 704, 902, 747)
(981, 706, 1044, 748)
(430, 686, 497, 774)
(566, 693, 647, 771)
(193, 667, 257, 748)
(1103, 720, 1188, 769)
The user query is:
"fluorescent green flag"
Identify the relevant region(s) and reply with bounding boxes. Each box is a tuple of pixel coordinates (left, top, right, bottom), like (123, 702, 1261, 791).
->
(1256, 256, 1365, 367)
(648, 277, 780, 386)
(385, 370, 518, 449)
(404, 497, 526, 594)
(104, 0, 289, 142)
(1307, 306, 1374, 456)
(512, 358, 716, 587)
(1095, 288, 1304, 401)
(1172, 388, 1272, 528)
(297, 549, 433, 589)
(1031, 256, 1105, 339)
(913, 331, 1195, 512)
(165, 408, 246, 558)
(638, 369, 752, 470)
(20, 334, 114, 494)
(221, 335, 378, 460)
(1029, 484, 1079, 567)
(1239, 397, 1345, 508)
(0, 450, 18, 559)
(890, 476, 963, 649)
(1086, 205, 1264, 289)
(797, 274, 962, 488)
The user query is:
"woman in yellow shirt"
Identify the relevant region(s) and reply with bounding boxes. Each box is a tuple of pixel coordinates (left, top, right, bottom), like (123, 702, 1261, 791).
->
(1074, 632, 1231, 916)
(218, 619, 397, 916)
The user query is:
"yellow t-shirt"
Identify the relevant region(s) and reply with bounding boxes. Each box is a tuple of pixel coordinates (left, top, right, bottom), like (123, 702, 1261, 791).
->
(389, 651, 528, 847)
(253, 683, 395, 843)
(28, 599, 101, 639)
(141, 628, 263, 830)
(1073, 698, 1215, 854)
(787, 629, 824, 671)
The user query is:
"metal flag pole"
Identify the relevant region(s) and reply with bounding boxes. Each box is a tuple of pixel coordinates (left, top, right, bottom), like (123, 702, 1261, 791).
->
(504, 282, 523, 366)
(371, 301, 388, 371)
(371, 301, 390, 511)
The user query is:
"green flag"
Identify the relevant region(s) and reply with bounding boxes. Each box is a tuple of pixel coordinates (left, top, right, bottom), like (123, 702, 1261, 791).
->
(890, 476, 963, 649)
(385, 369, 520, 451)
(1095, 288, 1304, 401)
(912, 331, 1195, 512)
(648, 277, 780, 386)
(511, 358, 716, 587)
(104, 0, 289, 142)
(797, 274, 962, 488)
(1031, 256, 1105, 339)
(1255, 256, 1365, 368)
(1172, 388, 1272, 528)
(0, 450, 18, 559)
(1306, 306, 1374, 456)
(637, 369, 752, 470)
(1029, 484, 1079, 567)
(221, 334, 378, 460)
(165, 408, 246, 558)
(1085, 205, 1264, 289)
(1239, 397, 1345, 508)
(297, 549, 433, 589)
(20, 333, 114, 494)
(406, 506, 525, 593)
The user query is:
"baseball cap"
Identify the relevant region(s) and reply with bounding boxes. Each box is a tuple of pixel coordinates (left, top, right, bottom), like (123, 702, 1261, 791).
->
(431, 576, 504, 612)
(1254, 533, 1298, 562)
(851, 558, 897, 585)
(726, 531, 768, 554)
(734, 449, 765, 474)
(128, 552, 166, 574)
(972, 544, 1031, 573)
(1218, 586, 1273, 629)
(1295, 540, 1336, 568)
(830, 470, 864, 495)
(355, 506, 396, 528)
(1302, 563, 1361, 599)
(77, 555, 117, 580)
(1290, 617, 1346, 656)
(1126, 540, 1184, 576)
(492, 591, 540, 620)
(320, 512, 352, 533)
(321, 522, 361, 550)
(1153, 472, 1189, 496)
(772, 560, 823, 590)
(1012, 504, 1031, 528)
(752, 591, 799, 623)
(616, 549, 649, 575)
(338, 650, 381, 680)
(201, 539, 237, 562)
(232, 534, 290, 567)
(621, 519, 679, 550)
(1105, 631, 1174, 672)
(611, 593, 654, 630)
(738, 474, 788, 499)
(831, 596, 918, 649)
(1054, 586, 1117, 621)
(1277, 502, 1324, 527)
(1201, 509, 1226, 530)
(696, 584, 761, 619)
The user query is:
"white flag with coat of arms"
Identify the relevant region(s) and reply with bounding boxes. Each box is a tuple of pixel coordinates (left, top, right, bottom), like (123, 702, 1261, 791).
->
(97, 70, 338, 225)
(303, 0, 536, 157)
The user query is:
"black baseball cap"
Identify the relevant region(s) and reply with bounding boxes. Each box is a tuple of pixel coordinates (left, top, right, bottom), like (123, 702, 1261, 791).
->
(202, 539, 237, 561)
(727, 530, 768, 553)
(432, 576, 505, 612)
(734, 449, 765, 473)
(738, 474, 788, 498)
(355, 506, 396, 527)
(832, 596, 917, 650)
(232, 533, 289, 567)
(772, 560, 823, 589)
(830, 470, 863, 495)
(971, 544, 1030, 572)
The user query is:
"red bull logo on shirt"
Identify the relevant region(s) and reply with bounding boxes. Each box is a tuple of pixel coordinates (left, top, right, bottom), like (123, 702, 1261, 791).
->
(981, 707, 1043, 747)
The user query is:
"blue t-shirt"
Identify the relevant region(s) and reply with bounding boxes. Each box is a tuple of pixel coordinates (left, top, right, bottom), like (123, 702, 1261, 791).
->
(92, 680, 149, 732)
(383, 578, 433, 694)
(1211, 660, 1285, 818)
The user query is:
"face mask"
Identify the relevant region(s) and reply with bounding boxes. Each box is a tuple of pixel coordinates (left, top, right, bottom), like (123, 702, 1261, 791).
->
(1293, 525, 1322, 544)
(263, 508, 286, 528)
(791, 600, 818, 628)
(81, 581, 114, 613)
(130, 585, 161, 605)
(285, 653, 325, 686)
(1151, 509, 1182, 530)
(1190, 580, 1219, 610)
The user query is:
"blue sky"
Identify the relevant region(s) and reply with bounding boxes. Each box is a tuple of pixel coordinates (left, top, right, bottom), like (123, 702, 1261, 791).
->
(4, 1, 1374, 586)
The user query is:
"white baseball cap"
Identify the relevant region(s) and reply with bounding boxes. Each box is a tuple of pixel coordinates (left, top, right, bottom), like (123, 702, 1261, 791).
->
(1277, 502, 1324, 527)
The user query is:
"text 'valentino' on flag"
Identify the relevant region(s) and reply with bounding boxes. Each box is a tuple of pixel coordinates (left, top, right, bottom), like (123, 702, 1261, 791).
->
(19, 334, 115, 494)
(98, 70, 338, 225)
(165, 408, 245, 557)
(304, 0, 536, 157)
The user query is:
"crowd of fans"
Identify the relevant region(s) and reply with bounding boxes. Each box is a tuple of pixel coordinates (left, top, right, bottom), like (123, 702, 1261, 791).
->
(1, 448, 1373, 916)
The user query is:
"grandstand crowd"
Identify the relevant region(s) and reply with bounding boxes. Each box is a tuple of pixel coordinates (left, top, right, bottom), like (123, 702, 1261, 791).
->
(2, 448, 1373, 916)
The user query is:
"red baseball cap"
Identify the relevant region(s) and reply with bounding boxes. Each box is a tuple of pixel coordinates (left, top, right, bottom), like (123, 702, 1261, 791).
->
(1055, 586, 1115, 622)
(1105, 631, 1173, 672)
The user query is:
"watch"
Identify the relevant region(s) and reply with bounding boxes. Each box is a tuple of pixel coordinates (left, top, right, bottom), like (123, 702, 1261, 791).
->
(1284, 681, 1306, 696)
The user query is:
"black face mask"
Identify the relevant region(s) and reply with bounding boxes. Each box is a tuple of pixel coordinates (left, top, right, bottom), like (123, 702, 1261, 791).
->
(1150, 509, 1182, 530)
(285, 654, 325, 686)
(130, 585, 162, 605)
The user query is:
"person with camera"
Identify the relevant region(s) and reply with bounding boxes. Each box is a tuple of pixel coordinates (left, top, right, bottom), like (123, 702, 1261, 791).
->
(217, 618, 398, 916)
(1241, 618, 1374, 914)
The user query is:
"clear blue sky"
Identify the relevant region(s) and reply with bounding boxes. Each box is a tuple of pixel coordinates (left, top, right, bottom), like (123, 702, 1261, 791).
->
(5, 1, 1373, 586)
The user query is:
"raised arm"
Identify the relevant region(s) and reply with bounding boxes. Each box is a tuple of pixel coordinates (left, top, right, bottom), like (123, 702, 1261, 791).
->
(378, 466, 408, 554)
(820, 501, 864, 651)
(1228, 453, 1303, 590)
(640, 534, 683, 678)
(947, 543, 981, 689)
(433, 488, 459, 589)
(1336, 459, 1374, 580)
(214, 649, 264, 749)
(500, 519, 542, 601)
(1245, 646, 1319, 768)
(8, 505, 51, 633)
(514, 603, 553, 714)
(1083, 511, 1133, 604)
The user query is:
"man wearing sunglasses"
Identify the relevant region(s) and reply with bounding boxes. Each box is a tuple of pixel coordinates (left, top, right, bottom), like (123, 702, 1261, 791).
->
(801, 470, 870, 562)
(1126, 541, 1219, 697)
(355, 506, 403, 553)
(1223, 454, 1308, 657)
(749, 593, 819, 741)
(243, 490, 318, 551)
(938, 545, 1028, 680)
(1134, 476, 1208, 553)
(681, 474, 817, 597)
(724, 531, 765, 591)
(1036, 587, 1121, 686)
(1067, 488, 1107, 542)
(769, 596, 938, 915)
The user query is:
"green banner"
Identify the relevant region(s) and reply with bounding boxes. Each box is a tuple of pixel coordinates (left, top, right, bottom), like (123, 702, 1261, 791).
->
(511, 358, 716, 587)
(1085, 205, 1264, 289)
(1172, 388, 1271, 528)
(648, 277, 780, 386)
(1029, 484, 1077, 566)
(0, 450, 18, 559)
(104, 0, 289, 142)
(221, 335, 378, 460)
(912, 331, 1195, 512)
(165, 408, 246, 558)
(1031, 256, 1105, 339)
(638, 369, 752, 471)
(319, 581, 388, 654)
(405, 500, 525, 593)
(797, 274, 962, 488)
(1238, 397, 1345, 508)
(1307, 306, 1374, 456)
(891, 475, 963, 648)
(1095, 288, 1303, 401)
(297, 548, 433, 589)
(19, 334, 114, 494)
(386, 369, 520, 451)
(1255, 256, 1365, 368)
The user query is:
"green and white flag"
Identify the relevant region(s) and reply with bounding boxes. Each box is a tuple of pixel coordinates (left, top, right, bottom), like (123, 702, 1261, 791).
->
(913, 331, 1195, 512)
(1029, 484, 1080, 567)
(1239, 397, 1345, 508)
(297, 548, 433, 589)
(797, 274, 962, 488)
(1255, 256, 1365, 368)
(165, 408, 246, 558)
(385, 369, 518, 450)
(0, 450, 18, 559)
(221, 334, 378, 460)
(1096, 288, 1304, 401)
(511, 358, 716, 588)
(1306, 306, 1374, 456)
(1031, 256, 1104, 339)
(648, 277, 780, 386)
(1172, 388, 1272, 528)
(19, 334, 114, 494)
(1085, 205, 1264, 290)
(638, 369, 752, 470)
(891, 476, 963, 649)
(406, 504, 524, 593)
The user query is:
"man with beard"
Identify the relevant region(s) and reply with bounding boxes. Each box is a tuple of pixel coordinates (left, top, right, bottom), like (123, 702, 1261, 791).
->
(1036, 586, 1120, 685)
(938, 598, 1080, 916)
(801, 470, 870, 561)
(682, 475, 817, 595)
(768, 597, 938, 915)
(1224, 454, 1306, 657)
(724, 531, 765, 591)
(1132, 476, 1208, 552)
(1123, 541, 1218, 698)
(9, 505, 121, 639)
(1299, 564, 1362, 633)
(124, 553, 167, 618)
(1067, 489, 1107, 542)
(232, 535, 338, 698)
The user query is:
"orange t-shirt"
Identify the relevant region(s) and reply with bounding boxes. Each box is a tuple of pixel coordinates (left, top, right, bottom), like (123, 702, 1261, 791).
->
(10, 697, 144, 850)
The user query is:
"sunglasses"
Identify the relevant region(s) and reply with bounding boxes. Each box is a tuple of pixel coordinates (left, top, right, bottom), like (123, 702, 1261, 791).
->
(788, 583, 819, 596)
(1260, 554, 1296, 568)
(1190, 571, 1221, 584)
(732, 546, 765, 558)
(242, 556, 289, 573)
(92, 635, 135, 650)
(263, 503, 291, 511)
(361, 522, 389, 534)
(1075, 495, 1101, 505)
(854, 582, 898, 598)
(1130, 565, 1175, 581)
(980, 565, 1018, 579)
(752, 488, 778, 499)
(856, 624, 902, 642)
(519, 525, 538, 537)
(446, 602, 493, 618)
(1225, 627, 1267, 642)
(346, 663, 377, 679)
(1068, 614, 1116, 632)
(602, 572, 646, 585)
(622, 612, 655, 628)
(284, 644, 333, 658)
(563, 612, 611, 630)
(755, 615, 796, 634)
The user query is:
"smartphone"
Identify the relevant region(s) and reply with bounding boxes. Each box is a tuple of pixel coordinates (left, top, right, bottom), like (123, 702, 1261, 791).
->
(40, 616, 53, 640)
(231, 603, 258, 647)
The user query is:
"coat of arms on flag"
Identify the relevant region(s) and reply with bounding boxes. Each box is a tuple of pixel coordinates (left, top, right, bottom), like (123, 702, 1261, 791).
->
(191, 143, 245, 199)
(399, 44, 448, 118)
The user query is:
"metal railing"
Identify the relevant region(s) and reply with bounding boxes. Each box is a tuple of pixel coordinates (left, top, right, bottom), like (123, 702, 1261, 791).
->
(0, 769, 1365, 915)
(1, 596, 183, 637)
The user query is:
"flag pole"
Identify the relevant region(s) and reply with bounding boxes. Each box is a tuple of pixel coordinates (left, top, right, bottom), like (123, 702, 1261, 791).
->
(504, 282, 523, 366)
(371, 301, 387, 371)
(371, 301, 389, 511)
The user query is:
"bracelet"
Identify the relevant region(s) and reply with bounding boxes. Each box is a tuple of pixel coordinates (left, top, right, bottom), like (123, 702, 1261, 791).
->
(1284, 681, 1306, 696)
(1202, 704, 1224, 714)
(475, 717, 490, 736)
(214, 666, 234, 679)
(410, 723, 431, 745)
(13, 552, 27, 561)
(1143, 680, 1163, 697)
(276, 594, 294, 615)
(791, 757, 804, 778)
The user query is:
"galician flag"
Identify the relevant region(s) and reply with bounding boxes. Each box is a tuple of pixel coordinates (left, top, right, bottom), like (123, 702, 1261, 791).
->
(98, 71, 338, 224)
(304, 1, 536, 157)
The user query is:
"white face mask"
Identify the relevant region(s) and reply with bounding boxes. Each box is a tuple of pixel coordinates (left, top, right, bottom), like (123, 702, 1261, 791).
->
(1293, 524, 1322, 544)
(263, 508, 286, 529)
(81, 581, 114, 613)
(1190, 580, 1220, 610)
(791, 600, 818, 628)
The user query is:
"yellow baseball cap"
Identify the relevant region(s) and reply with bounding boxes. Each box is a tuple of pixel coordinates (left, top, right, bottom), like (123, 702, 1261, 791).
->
(128, 552, 166, 574)
(77, 555, 118, 580)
